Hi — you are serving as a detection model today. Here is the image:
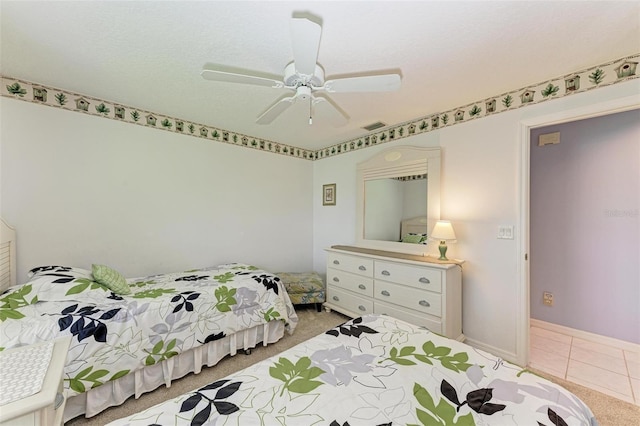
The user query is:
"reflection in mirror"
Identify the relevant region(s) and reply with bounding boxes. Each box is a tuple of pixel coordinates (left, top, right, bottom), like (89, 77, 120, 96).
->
(356, 146, 440, 255)
(363, 174, 427, 241)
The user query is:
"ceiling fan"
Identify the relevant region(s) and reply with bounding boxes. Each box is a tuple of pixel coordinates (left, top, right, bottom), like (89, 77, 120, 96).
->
(200, 14, 402, 126)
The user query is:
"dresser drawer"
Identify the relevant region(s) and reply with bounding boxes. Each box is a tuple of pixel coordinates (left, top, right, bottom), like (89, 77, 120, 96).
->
(327, 252, 374, 277)
(374, 261, 442, 293)
(375, 281, 441, 317)
(374, 300, 442, 334)
(327, 286, 373, 315)
(326, 268, 374, 297)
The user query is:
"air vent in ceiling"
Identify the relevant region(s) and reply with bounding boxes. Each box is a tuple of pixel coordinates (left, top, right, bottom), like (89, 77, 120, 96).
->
(363, 121, 386, 131)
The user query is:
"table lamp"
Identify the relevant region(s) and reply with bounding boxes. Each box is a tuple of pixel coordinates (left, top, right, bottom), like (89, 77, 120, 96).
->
(430, 220, 457, 261)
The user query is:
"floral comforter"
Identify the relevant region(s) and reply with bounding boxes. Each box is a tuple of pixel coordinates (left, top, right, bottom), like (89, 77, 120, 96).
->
(0, 263, 297, 398)
(108, 314, 597, 426)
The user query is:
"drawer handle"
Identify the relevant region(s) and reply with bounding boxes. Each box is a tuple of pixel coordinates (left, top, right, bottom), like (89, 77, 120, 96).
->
(358, 305, 366, 311)
(333, 260, 340, 265)
(333, 295, 340, 301)
(333, 277, 340, 282)
(381, 270, 390, 276)
(358, 284, 366, 290)
(419, 300, 430, 307)
(381, 290, 390, 296)
(359, 265, 367, 271)
(419, 277, 431, 284)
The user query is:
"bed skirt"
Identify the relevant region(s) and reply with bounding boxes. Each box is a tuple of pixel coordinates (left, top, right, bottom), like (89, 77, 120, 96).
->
(64, 320, 286, 421)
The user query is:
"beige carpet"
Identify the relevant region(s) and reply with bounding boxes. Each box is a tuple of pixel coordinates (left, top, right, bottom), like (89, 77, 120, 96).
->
(67, 306, 639, 425)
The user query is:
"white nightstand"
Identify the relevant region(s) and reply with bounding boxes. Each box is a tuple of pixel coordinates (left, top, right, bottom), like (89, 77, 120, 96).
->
(0, 336, 71, 426)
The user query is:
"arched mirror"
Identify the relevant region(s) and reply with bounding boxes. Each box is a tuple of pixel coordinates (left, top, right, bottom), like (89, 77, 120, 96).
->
(356, 146, 441, 254)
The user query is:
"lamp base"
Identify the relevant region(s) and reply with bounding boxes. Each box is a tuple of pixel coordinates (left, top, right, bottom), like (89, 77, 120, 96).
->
(438, 241, 448, 261)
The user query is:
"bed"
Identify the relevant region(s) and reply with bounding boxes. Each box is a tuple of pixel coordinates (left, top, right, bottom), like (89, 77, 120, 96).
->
(107, 314, 597, 426)
(0, 220, 298, 422)
(400, 216, 429, 244)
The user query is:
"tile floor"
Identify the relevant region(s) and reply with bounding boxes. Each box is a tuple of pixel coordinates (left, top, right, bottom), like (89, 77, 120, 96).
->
(529, 326, 640, 405)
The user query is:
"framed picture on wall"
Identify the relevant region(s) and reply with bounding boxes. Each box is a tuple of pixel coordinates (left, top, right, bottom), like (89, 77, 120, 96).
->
(323, 183, 336, 206)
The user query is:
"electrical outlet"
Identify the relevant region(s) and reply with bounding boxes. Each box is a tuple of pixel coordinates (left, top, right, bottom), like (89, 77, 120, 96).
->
(543, 292, 554, 307)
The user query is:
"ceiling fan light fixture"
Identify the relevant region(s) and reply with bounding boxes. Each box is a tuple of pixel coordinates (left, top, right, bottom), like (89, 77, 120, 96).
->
(363, 121, 386, 131)
(201, 14, 401, 126)
(284, 62, 324, 88)
(296, 85, 312, 101)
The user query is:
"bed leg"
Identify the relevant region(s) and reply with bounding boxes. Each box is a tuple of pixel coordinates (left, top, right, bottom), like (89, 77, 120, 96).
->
(315, 303, 322, 312)
(244, 349, 252, 355)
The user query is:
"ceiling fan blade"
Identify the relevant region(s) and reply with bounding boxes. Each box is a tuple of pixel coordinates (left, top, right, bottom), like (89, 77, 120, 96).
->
(290, 17, 321, 75)
(256, 96, 296, 125)
(323, 73, 401, 93)
(201, 68, 284, 88)
(312, 94, 349, 127)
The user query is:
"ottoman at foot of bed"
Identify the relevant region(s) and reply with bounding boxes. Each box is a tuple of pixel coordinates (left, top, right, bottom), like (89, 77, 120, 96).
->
(276, 272, 325, 310)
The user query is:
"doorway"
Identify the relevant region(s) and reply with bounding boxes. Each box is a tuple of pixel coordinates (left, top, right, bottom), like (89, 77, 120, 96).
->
(516, 95, 639, 369)
(525, 110, 639, 403)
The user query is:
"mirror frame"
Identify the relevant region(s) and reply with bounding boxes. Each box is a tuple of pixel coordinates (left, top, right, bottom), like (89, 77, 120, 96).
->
(356, 145, 441, 255)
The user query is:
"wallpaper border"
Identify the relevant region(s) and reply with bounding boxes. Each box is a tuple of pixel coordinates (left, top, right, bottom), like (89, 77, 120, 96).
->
(315, 53, 638, 160)
(0, 77, 314, 160)
(2, 53, 637, 161)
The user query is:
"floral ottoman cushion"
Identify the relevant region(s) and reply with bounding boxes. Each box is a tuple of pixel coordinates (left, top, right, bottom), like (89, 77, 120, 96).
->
(276, 272, 325, 305)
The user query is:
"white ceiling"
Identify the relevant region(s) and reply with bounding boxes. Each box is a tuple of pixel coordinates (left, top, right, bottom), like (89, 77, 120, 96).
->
(1, 1, 638, 151)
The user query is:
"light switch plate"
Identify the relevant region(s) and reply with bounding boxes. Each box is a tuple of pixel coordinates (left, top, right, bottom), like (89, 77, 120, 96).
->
(498, 225, 514, 239)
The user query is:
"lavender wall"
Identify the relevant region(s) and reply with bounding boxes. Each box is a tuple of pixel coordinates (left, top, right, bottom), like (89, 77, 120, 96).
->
(530, 109, 639, 343)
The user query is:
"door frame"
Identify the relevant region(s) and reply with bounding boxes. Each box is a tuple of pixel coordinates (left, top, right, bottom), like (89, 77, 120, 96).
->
(516, 95, 639, 367)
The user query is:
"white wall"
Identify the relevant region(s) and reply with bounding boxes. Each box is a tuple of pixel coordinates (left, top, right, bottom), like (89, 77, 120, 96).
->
(1, 98, 314, 284)
(313, 79, 639, 362)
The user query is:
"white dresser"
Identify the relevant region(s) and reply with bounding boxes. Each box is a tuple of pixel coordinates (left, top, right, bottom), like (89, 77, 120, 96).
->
(324, 246, 463, 341)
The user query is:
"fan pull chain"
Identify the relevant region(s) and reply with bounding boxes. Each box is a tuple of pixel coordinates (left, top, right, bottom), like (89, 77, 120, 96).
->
(309, 99, 313, 125)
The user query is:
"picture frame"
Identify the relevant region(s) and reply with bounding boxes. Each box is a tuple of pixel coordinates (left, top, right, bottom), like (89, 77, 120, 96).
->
(323, 183, 336, 206)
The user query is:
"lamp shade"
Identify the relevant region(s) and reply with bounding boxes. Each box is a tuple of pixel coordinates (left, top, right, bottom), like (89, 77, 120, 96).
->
(431, 220, 457, 242)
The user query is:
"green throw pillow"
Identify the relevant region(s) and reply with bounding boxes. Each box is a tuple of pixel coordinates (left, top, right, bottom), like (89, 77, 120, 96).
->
(401, 234, 424, 244)
(92, 264, 131, 295)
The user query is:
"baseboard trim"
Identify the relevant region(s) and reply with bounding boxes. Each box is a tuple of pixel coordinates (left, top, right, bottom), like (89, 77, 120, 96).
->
(463, 337, 519, 366)
(530, 318, 640, 353)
